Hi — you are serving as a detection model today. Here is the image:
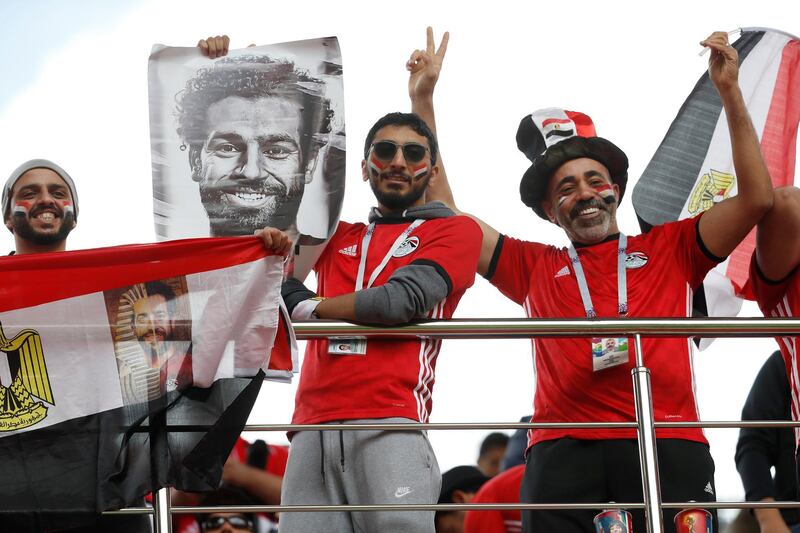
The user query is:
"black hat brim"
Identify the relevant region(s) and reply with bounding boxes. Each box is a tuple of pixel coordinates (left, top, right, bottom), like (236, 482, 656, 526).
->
(520, 136, 628, 220)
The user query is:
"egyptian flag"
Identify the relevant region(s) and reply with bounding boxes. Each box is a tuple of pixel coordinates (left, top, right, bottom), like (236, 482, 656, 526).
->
(632, 28, 800, 338)
(0, 236, 294, 521)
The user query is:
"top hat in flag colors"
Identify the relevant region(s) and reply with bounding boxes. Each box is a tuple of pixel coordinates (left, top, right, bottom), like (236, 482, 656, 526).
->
(516, 108, 628, 220)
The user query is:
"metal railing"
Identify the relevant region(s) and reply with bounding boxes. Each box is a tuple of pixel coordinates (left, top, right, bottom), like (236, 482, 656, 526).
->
(110, 317, 800, 533)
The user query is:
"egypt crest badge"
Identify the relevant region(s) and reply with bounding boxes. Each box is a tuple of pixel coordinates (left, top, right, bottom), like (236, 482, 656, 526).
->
(0, 322, 54, 432)
(687, 169, 736, 215)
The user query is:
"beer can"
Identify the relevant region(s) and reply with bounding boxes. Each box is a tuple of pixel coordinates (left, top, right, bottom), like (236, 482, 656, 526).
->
(674, 508, 712, 533)
(594, 509, 633, 533)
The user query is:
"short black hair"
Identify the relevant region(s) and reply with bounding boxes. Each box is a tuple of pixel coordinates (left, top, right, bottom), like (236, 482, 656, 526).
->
(143, 281, 177, 314)
(176, 54, 333, 168)
(127, 282, 178, 332)
(196, 486, 257, 532)
(363, 112, 438, 164)
(479, 432, 509, 458)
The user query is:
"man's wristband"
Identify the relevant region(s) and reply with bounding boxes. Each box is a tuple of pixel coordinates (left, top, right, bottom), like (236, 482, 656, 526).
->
(292, 296, 326, 320)
(281, 277, 317, 315)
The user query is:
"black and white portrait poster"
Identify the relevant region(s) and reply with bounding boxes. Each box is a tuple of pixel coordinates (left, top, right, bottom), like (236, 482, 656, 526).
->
(148, 37, 345, 278)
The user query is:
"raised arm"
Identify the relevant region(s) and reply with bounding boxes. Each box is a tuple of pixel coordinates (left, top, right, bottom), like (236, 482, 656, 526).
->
(696, 31, 774, 258)
(197, 35, 230, 58)
(407, 27, 500, 276)
(755, 186, 800, 281)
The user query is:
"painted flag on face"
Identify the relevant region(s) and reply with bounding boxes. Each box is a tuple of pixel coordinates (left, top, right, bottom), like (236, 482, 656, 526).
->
(0, 235, 296, 521)
(632, 28, 800, 345)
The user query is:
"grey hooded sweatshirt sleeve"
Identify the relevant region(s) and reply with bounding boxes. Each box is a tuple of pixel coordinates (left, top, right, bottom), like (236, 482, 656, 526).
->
(353, 202, 455, 325)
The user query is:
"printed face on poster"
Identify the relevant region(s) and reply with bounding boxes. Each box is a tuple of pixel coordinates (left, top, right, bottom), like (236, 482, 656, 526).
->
(148, 37, 345, 259)
(104, 277, 192, 405)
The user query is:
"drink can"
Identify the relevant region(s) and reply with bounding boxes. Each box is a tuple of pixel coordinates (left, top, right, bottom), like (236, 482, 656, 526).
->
(594, 509, 633, 533)
(674, 508, 712, 533)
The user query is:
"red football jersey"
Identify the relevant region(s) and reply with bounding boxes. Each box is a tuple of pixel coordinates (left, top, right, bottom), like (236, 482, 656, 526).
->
(292, 215, 482, 425)
(747, 258, 800, 446)
(489, 217, 719, 448)
(463, 465, 525, 533)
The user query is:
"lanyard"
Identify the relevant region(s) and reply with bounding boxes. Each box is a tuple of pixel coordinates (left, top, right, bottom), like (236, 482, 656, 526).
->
(567, 234, 628, 318)
(355, 219, 425, 291)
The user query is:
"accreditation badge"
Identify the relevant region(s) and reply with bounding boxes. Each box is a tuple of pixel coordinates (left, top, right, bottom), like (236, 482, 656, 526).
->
(328, 337, 367, 356)
(591, 337, 629, 371)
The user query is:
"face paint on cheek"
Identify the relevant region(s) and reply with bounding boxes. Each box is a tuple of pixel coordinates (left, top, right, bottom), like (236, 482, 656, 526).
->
(13, 201, 31, 217)
(595, 183, 617, 205)
(410, 162, 429, 180)
(556, 196, 567, 209)
(368, 153, 386, 177)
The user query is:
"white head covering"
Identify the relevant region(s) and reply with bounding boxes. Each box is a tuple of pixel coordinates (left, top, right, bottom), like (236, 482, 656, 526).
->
(2, 159, 79, 221)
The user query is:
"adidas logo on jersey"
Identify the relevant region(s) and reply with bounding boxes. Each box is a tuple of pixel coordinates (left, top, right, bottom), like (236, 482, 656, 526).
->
(338, 244, 357, 257)
(554, 265, 570, 278)
(703, 482, 714, 495)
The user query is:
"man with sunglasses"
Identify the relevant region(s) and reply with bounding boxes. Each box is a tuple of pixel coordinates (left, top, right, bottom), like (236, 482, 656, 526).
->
(409, 29, 774, 532)
(279, 111, 482, 532)
(199, 513, 255, 533)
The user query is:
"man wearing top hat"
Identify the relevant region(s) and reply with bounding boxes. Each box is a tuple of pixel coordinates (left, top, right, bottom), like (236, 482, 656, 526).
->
(407, 28, 773, 532)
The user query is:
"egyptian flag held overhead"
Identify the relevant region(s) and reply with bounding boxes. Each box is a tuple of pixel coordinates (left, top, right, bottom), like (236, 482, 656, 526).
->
(0, 236, 295, 517)
(632, 28, 800, 338)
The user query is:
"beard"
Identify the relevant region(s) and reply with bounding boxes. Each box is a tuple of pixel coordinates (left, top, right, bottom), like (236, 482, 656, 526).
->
(10, 208, 75, 245)
(198, 174, 304, 236)
(369, 173, 431, 212)
(137, 328, 169, 366)
(559, 198, 616, 244)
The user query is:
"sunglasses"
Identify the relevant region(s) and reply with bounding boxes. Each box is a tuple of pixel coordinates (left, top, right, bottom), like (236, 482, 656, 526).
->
(370, 140, 429, 164)
(201, 515, 253, 530)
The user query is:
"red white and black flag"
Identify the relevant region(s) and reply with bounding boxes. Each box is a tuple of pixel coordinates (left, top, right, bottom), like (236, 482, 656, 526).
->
(632, 28, 800, 331)
(0, 236, 294, 518)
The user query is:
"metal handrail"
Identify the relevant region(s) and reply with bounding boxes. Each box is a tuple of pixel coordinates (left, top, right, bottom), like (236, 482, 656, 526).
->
(240, 420, 800, 431)
(291, 317, 800, 338)
(105, 500, 800, 515)
(115, 317, 800, 531)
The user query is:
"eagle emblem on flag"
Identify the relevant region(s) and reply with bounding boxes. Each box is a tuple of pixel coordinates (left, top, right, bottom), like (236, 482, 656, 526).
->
(0, 322, 53, 431)
(687, 169, 736, 215)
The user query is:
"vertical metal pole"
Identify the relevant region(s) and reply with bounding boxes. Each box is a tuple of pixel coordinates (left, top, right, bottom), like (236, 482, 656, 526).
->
(631, 334, 663, 533)
(152, 488, 172, 533)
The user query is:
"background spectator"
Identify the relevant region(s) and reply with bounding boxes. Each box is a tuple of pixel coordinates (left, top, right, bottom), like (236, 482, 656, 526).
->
(195, 487, 257, 533)
(477, 432, 510, 477)
(735, 350, 800, 532)
(174, 438, 287, 533)
(464, 464, 525, 533)
(435, 465, 489, 533)
(501, 416, 532, 471)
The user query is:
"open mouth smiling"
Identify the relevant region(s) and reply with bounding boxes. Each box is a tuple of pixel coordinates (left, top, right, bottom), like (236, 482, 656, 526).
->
(30, 209, 61, 224)
(570, 201, 608, 221)
(220, 183, 285, 208)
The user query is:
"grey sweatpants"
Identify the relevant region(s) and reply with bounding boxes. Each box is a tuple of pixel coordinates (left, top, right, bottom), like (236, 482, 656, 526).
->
(279, 417, 441, 533)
